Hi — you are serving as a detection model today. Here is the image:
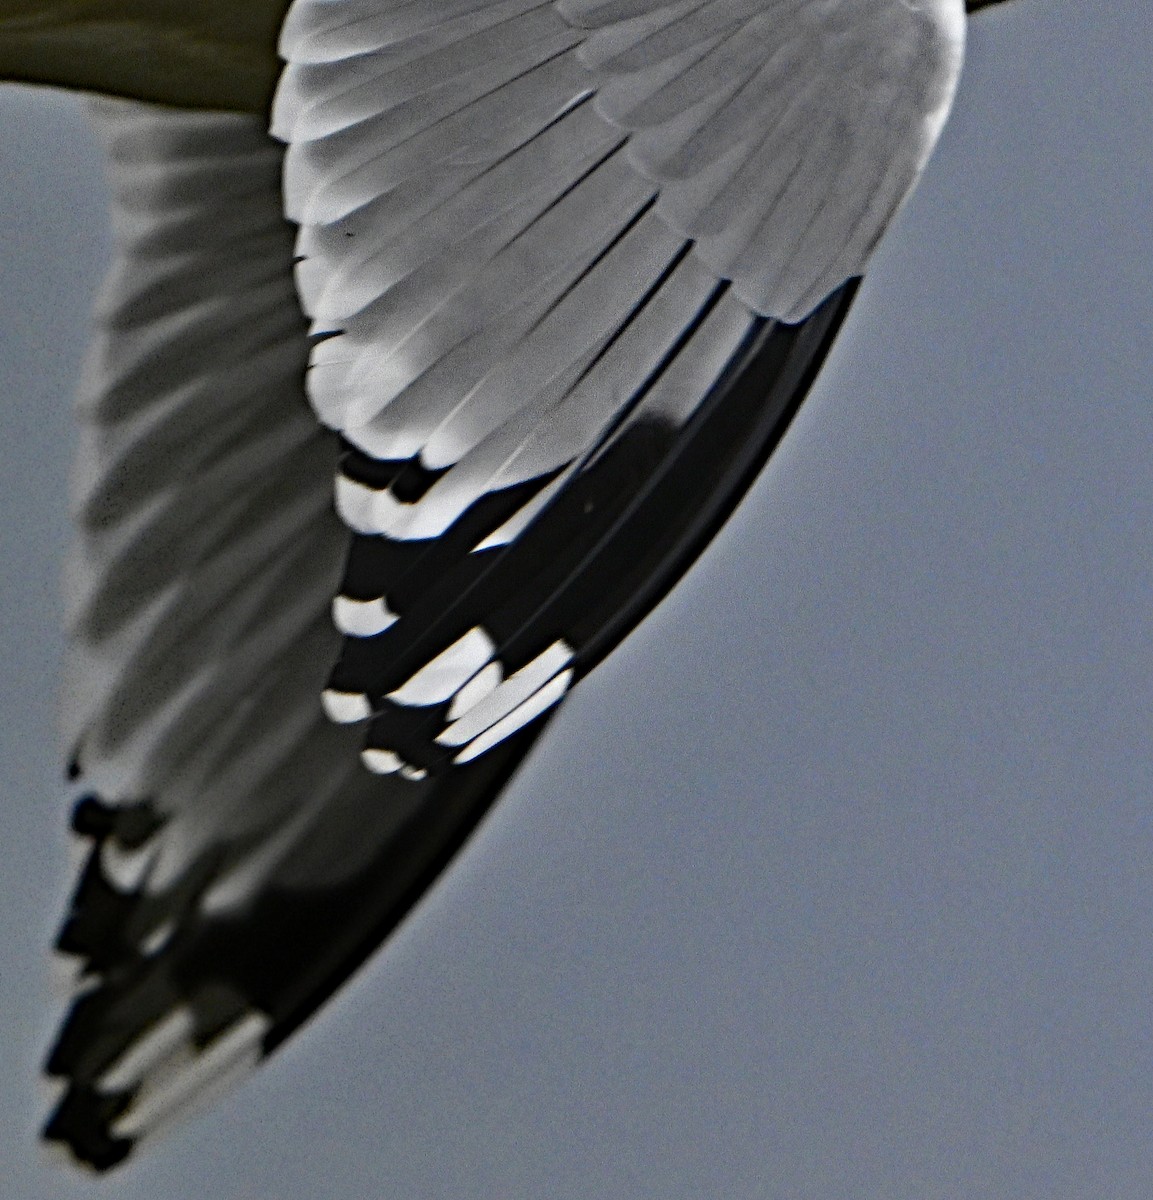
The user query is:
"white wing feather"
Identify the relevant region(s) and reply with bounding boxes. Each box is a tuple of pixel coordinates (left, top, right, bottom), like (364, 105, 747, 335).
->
(274, 0, 966, 448)
(569, 0, 966, 318)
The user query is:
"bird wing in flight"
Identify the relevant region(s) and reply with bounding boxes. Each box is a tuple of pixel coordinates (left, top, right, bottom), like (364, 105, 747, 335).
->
(38, 0, 965, 1171)
(43, 98, 557, 1169)
(271, 0, 963, 776)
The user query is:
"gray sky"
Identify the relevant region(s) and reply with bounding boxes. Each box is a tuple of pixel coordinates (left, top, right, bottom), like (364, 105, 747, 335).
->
(3, 4, 1153, 1197)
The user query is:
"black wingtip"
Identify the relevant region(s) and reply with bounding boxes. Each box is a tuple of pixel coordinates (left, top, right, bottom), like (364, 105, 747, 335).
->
(40, 712, 556, 1177)
(42, 1084, 134, 1173)
(70, 793, 165, 847)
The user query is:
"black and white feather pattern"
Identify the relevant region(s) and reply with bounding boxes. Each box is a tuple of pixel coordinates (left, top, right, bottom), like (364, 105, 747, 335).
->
(38, 0, 969, 1172)
(271, 0, 962, 778)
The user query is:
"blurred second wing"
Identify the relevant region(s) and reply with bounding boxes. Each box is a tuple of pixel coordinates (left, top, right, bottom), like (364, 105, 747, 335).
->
(44, 100, 555, 1171)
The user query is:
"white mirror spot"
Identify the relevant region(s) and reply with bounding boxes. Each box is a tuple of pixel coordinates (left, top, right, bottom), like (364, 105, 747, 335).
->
(454, 668, 574, 764)
(332, 594, 398, 637)
(439, 641, 573, 747)
(48, 948, 85, 998)
(334, 474, 423, 538)
(141, 921, 177, 957)
(388, 627, 496, 707)
(98, 1007, 196, 1094)
(472, 472, 569, 552)
(111, 1013, 270, 1139)
(447, 661, 504, 721)
(361, 748, 404, 775)
(100, 840, 155, 892)
(321, 688, 372, 724)
(334, 474, 378, 534)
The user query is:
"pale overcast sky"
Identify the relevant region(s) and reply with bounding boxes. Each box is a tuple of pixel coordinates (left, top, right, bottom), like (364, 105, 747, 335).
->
(3, 4, 1153, 1197)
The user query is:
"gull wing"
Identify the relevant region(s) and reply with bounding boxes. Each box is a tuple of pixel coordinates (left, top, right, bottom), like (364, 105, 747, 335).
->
(270, 0, 962, 778)
(42, 0, 966, 1172)
(43, 99, 554, 1171)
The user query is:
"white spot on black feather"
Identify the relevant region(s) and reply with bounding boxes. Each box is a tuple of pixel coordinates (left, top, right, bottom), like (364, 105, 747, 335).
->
(453, 669, 574, 763)
(140, 921, 176, 957)
(361, 748, 404, 775)
(387, 627, 496, 707)
(321, 688, 372, 724)
(109, 1013, 270, 1140)
(97, 1008, 195, 1094)
(447, 661, 503, 721)
(332, 593, 398, 637)
(100, 841, 154, 892)
(439, 641, 573, 747)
